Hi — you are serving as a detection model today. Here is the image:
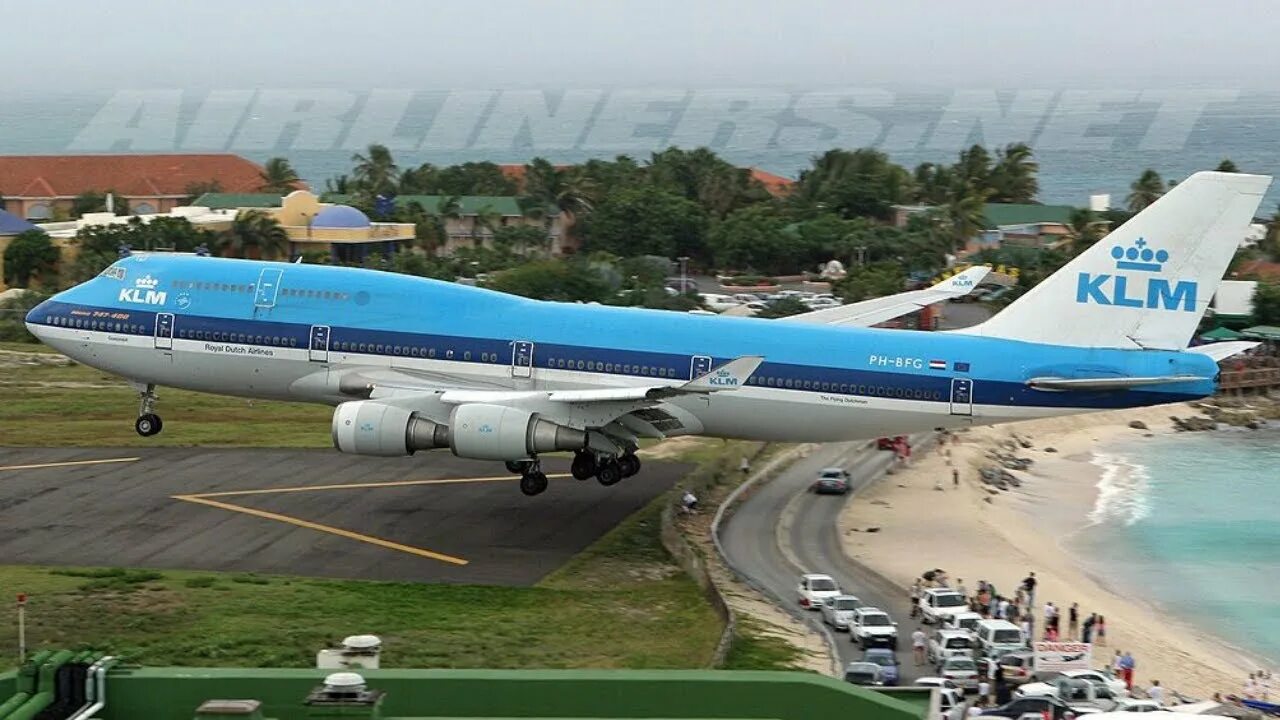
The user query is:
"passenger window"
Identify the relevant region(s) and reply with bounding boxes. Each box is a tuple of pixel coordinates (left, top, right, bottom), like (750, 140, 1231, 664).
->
(464, 351, 472, 361)
(557, 359, 566, 368)
(428, 348, 436, 358)
(446, 350, 454, 359)
(605, 363, 614, 372)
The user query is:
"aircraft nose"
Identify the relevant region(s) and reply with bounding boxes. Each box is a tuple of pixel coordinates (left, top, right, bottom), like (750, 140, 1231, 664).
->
(23, 296, 56, 338)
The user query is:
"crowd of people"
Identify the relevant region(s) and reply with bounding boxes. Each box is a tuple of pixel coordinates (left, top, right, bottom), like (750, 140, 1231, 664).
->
(912, 569, 1278, 710)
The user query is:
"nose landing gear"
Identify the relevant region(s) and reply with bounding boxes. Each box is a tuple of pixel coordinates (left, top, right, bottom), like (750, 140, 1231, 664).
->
(135, 384, 163, 437)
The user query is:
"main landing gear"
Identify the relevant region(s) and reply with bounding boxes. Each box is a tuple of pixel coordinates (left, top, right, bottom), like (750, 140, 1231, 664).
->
(135, 384, 163, 437)
(509, 450, 643, 496)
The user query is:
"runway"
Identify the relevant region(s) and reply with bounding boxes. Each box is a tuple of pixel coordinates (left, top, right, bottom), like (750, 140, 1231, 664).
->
(0, 447, 683, 586)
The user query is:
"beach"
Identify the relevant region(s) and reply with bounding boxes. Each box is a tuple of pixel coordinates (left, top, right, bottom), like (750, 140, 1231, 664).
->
(839, 403, 1266, 699)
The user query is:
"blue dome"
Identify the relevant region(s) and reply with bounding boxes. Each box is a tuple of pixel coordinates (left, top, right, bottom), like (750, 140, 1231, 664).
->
(313, 205, 370, 229)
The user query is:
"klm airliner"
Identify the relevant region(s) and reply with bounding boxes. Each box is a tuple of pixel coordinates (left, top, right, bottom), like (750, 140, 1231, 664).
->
(24, 172, 1267, 496)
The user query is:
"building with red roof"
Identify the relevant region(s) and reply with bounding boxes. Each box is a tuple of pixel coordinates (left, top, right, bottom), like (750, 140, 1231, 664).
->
(0, 154, 289, 220)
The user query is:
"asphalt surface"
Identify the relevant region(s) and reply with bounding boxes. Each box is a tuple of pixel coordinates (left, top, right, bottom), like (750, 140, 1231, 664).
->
(0, 447, 682, 585)
(720, 439, 937, 682)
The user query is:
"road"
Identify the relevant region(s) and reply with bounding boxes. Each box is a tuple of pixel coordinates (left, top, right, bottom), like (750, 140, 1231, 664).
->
(0, 447, 683, 585)
(720, 439, 936, 682)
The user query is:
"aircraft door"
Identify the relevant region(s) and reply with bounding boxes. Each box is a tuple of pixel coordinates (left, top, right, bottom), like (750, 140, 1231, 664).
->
(154, 313, 174, 350)
(254, 268, 284, 308)
(949, 378, 973, 416)
(309, 325, 330, 362)
(690, 355, 713, 379)
(511, 340, 534, 378)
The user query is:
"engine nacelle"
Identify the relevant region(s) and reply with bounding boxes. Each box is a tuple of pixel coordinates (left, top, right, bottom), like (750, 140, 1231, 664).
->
(332, 401, 449, 457)
(449, 403, 587, 461)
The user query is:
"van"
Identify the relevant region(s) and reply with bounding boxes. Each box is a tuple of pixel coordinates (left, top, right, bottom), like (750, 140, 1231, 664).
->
(945, 611, 983, 636)
(976, 619, 1025, 657)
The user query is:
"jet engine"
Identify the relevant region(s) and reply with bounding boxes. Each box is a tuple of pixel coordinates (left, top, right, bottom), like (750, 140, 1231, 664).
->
(331, 401, 449, 457)
(448, 403, 587, 460)
(331, 401, 587, 460)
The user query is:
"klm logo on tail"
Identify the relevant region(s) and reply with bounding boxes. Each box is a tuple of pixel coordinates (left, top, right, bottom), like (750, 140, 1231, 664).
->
(1076, 239, 1196, 312)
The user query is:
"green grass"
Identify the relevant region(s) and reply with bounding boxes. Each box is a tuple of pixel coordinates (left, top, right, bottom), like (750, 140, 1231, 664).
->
(0, 492, 721, 669)
(0, 349, 332, 447)
(720, 617, 810, 671)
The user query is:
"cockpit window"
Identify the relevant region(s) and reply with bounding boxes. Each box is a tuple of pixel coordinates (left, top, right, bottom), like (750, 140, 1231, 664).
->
(99, 265, 126, 280)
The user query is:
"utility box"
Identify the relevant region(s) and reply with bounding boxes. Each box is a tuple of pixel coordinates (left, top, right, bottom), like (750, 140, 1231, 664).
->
(303, 673, 384, 720)
(316, 635, 381, 670)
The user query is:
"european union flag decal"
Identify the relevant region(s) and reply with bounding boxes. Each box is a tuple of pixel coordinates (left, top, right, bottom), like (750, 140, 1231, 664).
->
(953, 361, 971, 372)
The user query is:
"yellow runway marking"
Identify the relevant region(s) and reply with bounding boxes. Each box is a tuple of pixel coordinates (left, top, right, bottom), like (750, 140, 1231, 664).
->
(172, 494, 471, 566)
(0, 457, 140, 472)
(172, 472, 574, 566)
(191, 473, 572, 498)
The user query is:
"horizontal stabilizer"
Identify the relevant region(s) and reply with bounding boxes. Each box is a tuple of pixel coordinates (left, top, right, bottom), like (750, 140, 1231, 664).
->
(1027, 375, 1203, 391)
(784, 266, 991, 327)
(1185, 341, 1259, 361)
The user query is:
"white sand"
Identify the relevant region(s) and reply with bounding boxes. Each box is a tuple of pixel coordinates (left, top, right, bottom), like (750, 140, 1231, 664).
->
(839, 403, 1257, 699)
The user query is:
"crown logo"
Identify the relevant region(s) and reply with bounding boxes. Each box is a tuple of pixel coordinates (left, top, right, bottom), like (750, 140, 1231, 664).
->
(134, 274, 159, 290)
(1110, 238, 1168, 273)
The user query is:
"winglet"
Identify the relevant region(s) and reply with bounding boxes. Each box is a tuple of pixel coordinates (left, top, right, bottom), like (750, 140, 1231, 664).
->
(680, 356, 764, 392)
(935, 265, 991, 297)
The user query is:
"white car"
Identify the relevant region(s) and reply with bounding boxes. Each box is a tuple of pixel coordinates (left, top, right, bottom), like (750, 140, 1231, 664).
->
(927, 628, 975, 664)
(698, 293, 742, 312)
(1053, 670, 1128, 698)
(944, 611, 983, 636)
(915, 678, 967, 720)
(820, 594, 862, 631)
(732, 293, 765, 304)
(797, 573, 841, 610)
(919, 588, 969, 624)
(849, 607, 899, 649)
(1015, 678, 1125, 711)
(937, 655, 980, 692)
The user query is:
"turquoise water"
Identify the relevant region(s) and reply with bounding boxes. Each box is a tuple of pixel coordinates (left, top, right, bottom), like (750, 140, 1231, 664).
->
(1080, 427, 1280, 666)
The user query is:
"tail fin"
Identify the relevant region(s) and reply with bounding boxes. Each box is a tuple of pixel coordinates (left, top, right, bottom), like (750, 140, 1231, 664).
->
(957, 171, 1270, 350)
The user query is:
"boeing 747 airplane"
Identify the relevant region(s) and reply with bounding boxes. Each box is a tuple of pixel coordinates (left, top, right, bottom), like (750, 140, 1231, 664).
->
(23, 172, 1268, 496)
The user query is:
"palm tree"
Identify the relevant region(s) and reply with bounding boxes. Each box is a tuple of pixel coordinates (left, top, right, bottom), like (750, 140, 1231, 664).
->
(431, 195, 463, 253)
(218, 210, 288, 259)
(351, 143, 400, 198)
(989, 143, 1039, 203)
(259, 157, 301, 193)
(325, 174, 352, 195)
(470, 204, 500, 248)
(1127, 169, 1165, 212)
(944, 186, 990, 251)
(523, 158, 595, 219)
(1067, 208, 1102, 254)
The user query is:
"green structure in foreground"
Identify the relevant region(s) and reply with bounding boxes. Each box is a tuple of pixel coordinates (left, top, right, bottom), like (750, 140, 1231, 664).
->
(0, 660, 929, 720)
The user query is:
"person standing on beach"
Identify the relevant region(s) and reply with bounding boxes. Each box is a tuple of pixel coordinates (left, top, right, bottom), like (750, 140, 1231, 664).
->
(996, 596, 1010, 619)
(1096, 615, 1107, 646)
(953, 467, 960, 488)
(957, 578, 968, 600)
(912, 627, 927, 666)
(1023, 572, 1038, 608)
(1020, 615, 1033, 644)
(1068, 603, 1079, 640)
(1112, 650, 1123, 677)
(1082, 613, 1096, 643)
(1148, 680, 1164, 706)
(1119, 651, 1136, 691)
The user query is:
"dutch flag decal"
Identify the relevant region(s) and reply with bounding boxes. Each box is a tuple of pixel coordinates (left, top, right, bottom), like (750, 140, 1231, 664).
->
(928, 359, 947, 370)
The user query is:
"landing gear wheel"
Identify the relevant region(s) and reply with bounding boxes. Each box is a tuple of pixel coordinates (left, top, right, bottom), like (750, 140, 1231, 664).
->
(135, 413, 163, 437)
(618, 453, 641, 478)
(505, 460, 531, 474)
(596, 458, 623, 486)
(571, 452, 597, 480)
(519, 471, 549, 496)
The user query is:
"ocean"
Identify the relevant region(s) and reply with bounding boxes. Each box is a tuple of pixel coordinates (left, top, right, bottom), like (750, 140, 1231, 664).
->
(4, 88, 1280, 209)
(1080, 427, 1280, 667)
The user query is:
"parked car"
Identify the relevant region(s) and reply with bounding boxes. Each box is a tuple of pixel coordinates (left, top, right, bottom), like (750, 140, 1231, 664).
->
(1049, 670, 1128, 697)
(928, 628, 976, 664)
(699, 293, 742, 312)
(915, 678, 968, 720)
(944, 611, 983, 636)
(937, 655, 980, 692)
(919, 588, 970, 625)
(863, 647, 901, 686)
(850, 607, 899, 649)
(981, 695, 1084, 720)
(975, 619, 1026, 657)
(1015, 678, 1122, 713)
(811, 467, 852, 494)
(979, 651, 1036, 686)
(844, 661, 885, 686)
(796, 573, 841, 610)
(820, 594, 862, 631)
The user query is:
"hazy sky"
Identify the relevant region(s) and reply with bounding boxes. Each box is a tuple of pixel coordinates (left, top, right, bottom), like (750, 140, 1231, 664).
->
(2, 0, 1277, 92)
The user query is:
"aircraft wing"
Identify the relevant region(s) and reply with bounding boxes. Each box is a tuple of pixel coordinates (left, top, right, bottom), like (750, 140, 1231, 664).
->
(1026, 375, 1204, 391)
(781, 266, 991, 327)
